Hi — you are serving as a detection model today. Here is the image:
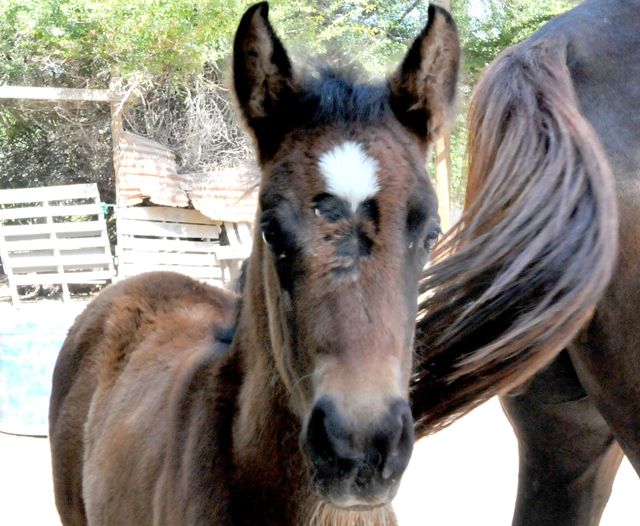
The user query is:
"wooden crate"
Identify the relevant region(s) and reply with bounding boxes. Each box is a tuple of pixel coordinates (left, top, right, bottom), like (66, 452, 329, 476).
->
(116, 206, 252, 287)
(0, 184, 115, 303)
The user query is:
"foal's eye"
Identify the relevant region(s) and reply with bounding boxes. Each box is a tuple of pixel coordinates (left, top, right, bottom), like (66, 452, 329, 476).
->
(424, 226, 442, 251)
(260, 216, 291, 259)
(261, 225, 279, 253)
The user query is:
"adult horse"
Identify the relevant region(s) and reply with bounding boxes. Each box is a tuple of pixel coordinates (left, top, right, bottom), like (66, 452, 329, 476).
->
(412, 0, 639, 524)
(49, 3, 459, 525)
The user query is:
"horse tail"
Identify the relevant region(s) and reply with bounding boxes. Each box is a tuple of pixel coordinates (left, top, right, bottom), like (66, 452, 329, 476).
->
(412, 37, 618, 435)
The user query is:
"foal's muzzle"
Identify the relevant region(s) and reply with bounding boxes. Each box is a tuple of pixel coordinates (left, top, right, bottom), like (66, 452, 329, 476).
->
(303, 396, 414, 508)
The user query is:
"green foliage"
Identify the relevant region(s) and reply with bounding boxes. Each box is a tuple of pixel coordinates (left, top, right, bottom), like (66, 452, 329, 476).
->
(269, 1, 432, 74)
(0, 104, 113, 198)
(454, 0, 576, 81)
(0, 0, 246, 85)
(0, 0, 432, 86)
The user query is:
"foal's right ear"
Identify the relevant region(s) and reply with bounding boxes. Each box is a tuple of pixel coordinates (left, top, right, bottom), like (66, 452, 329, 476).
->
(233, 2, 297, 158)
(389, 4, 460, 144)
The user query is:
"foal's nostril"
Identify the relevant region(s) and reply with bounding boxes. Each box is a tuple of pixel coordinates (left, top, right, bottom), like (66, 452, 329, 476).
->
(305, 397, 414, 494)
(305, 397, 358, 463)
(378, 400, 414, 481)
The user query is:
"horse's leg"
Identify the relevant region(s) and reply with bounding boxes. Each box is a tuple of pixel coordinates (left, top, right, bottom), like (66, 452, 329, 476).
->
(501, 351, 624, 526)
(567, 209, 640, 474)
(569, 328, 640, 472)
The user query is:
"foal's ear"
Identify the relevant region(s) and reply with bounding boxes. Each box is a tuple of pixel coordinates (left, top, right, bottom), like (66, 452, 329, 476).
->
(389, 4, 460, 143)
(233, 2, 297, 157)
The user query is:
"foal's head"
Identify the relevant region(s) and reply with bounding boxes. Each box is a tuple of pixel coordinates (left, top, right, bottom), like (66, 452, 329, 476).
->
(234, 2, 459, 510)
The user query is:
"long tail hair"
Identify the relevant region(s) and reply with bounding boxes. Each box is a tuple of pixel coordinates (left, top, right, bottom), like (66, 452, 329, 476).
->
(412, 37, 618, 435)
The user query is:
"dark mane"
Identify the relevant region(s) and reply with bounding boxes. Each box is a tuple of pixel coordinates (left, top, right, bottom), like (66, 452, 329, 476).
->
(298, 68, 392, 126)
(242, 66, 396, 161)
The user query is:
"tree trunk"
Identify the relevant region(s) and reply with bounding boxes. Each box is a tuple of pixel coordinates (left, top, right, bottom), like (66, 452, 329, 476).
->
(434, 134, 452, 230)
(432, 0, 453, 231)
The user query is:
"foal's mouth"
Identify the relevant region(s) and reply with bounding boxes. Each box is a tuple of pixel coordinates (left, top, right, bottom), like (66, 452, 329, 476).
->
(310, 471, 400, 511)
(333, 500, 389, 511)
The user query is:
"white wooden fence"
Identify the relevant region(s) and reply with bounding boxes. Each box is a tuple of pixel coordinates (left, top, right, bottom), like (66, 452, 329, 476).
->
(116, 206, 251, 287)
(0, 184, 115, 303)
(0, 185, 253, 302)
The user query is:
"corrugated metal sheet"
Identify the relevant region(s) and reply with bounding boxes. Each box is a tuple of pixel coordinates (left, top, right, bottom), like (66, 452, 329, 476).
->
(183, 168, 258, 224)
(116, 132, 184, 207)
(115, 132, 258, 223)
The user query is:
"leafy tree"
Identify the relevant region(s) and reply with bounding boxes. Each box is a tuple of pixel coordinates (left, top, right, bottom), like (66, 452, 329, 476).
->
(455, 0, 577, 80)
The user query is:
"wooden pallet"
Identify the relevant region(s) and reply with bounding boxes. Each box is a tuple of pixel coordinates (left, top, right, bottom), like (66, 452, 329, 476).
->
(116, 206, 252, 287)
(0, 184, 115, 303)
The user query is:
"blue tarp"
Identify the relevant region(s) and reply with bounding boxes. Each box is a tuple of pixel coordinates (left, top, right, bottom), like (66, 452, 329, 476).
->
(0, 305, 82, 436)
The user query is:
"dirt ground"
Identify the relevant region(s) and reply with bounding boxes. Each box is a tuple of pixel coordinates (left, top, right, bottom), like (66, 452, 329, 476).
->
(1, 397, 638, 526)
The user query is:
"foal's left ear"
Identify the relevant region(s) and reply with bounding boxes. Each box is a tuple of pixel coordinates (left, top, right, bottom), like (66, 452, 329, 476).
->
(233, 2, 297, 159)
(389, 4, 460, 143)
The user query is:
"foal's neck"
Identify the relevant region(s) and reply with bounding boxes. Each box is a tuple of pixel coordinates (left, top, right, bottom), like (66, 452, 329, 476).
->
(230, 250, 315, 524)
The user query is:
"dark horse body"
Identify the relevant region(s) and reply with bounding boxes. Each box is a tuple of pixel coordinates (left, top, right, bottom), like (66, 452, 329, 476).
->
(502, 2, 640, 524)
(49, 3, 459, 525)
(413, 1, 639, 525)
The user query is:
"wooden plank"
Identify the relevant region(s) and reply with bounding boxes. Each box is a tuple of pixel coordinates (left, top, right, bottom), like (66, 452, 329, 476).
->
(4, 235, 108, 252)
(215, 245, 252, 261)
(111, 102, 123, 206)
(10, 271, 113, 285)
(0, 85, 121, 103)
(116, 236, 220, 254)
(121, 131, 173, 151)
(120, 147, 175, 161)
(117, 218, 220, 239)
(117, 264, 224, 280)
(0, 203, 102, 221)
(224, 222, 241, 245)
(9, 253, 113, 269)
(12, 265, 104, 274)
(117, 206, 221, 225)
(6, 247, 106, 258)
(236, 222, 253, 244)
(39, 199, 72, 299)
(12, 266, 112, 277)
(117, 250, 216, 267)
(0, 220, 105, 237)
(0, 184, 99, 205)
